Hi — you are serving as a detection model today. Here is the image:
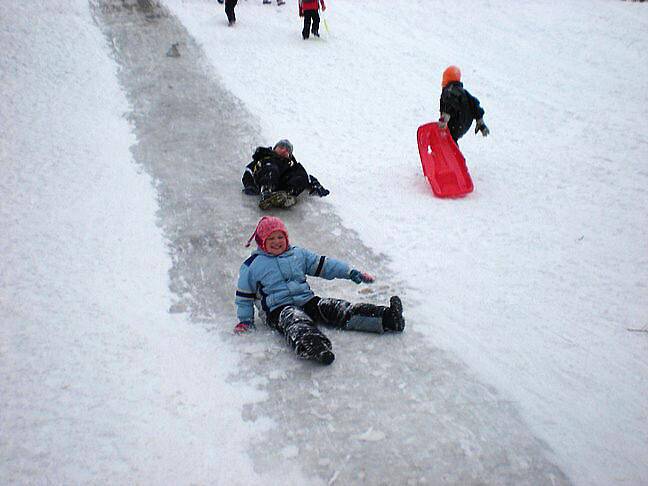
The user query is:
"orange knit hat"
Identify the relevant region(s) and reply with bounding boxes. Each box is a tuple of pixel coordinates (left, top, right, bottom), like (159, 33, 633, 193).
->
(442, 65, 461, 87)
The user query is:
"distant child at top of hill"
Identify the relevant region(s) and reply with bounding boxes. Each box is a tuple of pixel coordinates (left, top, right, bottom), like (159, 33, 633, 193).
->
(438, 65, 490, 143)
(234, 216, 405, 365)
(299, 0, 326, 40)
(218, 0, 238, 26)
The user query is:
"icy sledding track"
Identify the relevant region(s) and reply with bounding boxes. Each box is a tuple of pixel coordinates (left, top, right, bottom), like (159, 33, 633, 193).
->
(92, 1, 570, 484)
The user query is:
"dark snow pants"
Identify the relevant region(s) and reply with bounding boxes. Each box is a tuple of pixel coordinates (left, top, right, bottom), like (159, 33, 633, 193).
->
(267, 297, 387, 360)
(225, 0, 237, 23)
(302, 10, 320, 38)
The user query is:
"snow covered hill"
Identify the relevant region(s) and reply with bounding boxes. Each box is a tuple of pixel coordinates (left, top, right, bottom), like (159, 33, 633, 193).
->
(1, 0, 647, 484)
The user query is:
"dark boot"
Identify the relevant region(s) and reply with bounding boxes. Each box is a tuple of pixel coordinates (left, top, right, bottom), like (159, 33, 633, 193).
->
(258, 190, 296, 210)
(298, 333, 334, 365)
(382, 296, 405, 332)
(278, 306, 334, 365)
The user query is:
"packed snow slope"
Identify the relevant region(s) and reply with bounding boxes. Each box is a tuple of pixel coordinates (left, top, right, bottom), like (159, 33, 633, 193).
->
(0, 1, 265, 484)
(89, 1, 570, 484)
(0, 0, 646, 485)
(165, 0, 648, 484)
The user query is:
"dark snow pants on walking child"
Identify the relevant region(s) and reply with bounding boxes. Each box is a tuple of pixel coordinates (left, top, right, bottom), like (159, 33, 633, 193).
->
(299, 0, 326, 39)
(234, 217, 405, 365)
(224, 0, 237, 26)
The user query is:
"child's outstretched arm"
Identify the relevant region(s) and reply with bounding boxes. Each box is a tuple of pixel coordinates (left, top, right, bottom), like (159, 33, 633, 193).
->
(301, 247, 374, 283)
(467, 92, 488, 136)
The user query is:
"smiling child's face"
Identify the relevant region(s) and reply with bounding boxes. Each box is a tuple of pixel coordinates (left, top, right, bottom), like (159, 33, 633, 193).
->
(265, 230, 288, 256)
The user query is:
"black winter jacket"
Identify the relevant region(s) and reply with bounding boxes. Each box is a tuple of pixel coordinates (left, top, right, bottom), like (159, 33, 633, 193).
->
(439, 81, 485, 141)
(242, 146, 309, 195)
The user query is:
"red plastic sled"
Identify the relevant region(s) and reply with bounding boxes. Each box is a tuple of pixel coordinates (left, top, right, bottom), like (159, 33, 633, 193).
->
(417, 122, 474, 198)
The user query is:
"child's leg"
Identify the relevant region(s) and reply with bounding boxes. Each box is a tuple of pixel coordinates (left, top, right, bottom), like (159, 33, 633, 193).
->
(302, 12, 313, 39)
(277, 306, 334, 364)
(224, 0, 237, 23)
(317, 298, 385, 333)
(279, 170, 309, 196)
(311, 11, 321, 36)
(316, 296, 405, 333)
(256, 161, 280, 192)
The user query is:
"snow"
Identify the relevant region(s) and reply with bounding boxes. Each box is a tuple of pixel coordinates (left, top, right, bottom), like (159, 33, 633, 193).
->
(1, 1, 262, 484)
(2, 0, 648, 484)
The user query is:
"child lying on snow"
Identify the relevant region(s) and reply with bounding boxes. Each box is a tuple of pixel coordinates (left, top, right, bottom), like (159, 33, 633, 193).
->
(241, 139, 329, 210)
(234, 216, 404, 365)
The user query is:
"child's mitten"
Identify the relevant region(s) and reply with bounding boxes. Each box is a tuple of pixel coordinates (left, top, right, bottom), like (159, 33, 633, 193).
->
(438, 112, 450, 130)
(349, 269, 375, 284)
(475, 118, 490, 137)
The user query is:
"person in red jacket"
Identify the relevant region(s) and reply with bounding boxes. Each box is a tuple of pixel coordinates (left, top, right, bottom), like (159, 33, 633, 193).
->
(299, 0, 326, 40)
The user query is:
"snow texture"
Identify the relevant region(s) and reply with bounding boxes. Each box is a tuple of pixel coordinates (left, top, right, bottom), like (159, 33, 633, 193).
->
(1, 0, 647, 485)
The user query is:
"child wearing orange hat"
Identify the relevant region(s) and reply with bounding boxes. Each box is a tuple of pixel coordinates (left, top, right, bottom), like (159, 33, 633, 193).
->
(439, 65, 489, 143)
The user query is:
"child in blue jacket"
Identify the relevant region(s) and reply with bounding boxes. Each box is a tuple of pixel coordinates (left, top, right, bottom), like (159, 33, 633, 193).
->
(234, 216, 404, 365)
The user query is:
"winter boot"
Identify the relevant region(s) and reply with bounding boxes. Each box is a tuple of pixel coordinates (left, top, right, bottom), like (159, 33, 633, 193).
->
(279, 306, 334, 365)
(259, 185, 277, 209)
(259, 190, 296, 210)
(298, 333, 335, 365)
(382, 296, 405, 332)
(263, 0, 271, 3)
(277, 0, 285, 5)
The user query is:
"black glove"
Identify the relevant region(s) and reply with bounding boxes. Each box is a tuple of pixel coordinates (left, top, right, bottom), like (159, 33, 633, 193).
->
(475, 118, 489, 137)
(310, 185, 330, 197)
(308, 176, 330, 197)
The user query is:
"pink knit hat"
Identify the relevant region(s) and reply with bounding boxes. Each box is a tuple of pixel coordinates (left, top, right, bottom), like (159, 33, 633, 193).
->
(245, 216, 290, 252)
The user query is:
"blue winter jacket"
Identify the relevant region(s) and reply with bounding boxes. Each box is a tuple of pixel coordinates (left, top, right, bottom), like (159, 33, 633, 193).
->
(235, 245, 352, 324)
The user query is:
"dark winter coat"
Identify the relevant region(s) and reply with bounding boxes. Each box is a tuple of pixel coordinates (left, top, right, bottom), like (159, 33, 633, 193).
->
(242, 146, 309, 195)
(242, 146, 328, 197)
(439, 81, 485, 142)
